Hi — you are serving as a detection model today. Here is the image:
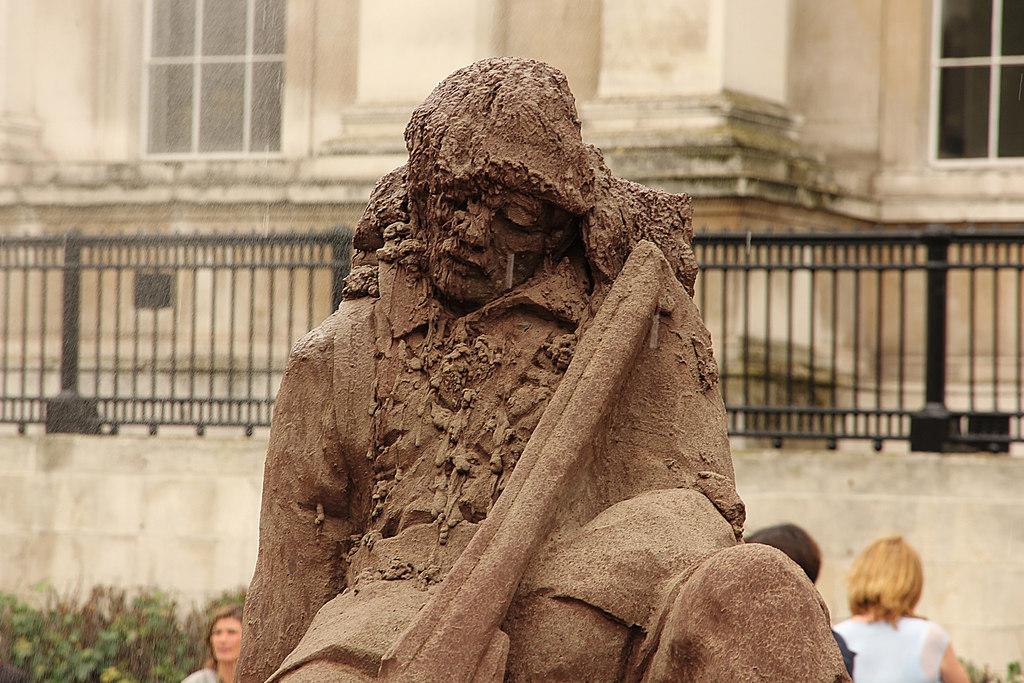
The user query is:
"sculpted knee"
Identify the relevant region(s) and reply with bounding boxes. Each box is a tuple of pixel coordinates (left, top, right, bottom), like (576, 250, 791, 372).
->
(641, 544, 849, 683)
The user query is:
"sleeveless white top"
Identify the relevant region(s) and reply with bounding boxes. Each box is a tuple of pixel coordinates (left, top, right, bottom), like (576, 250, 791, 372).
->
(181, 669, 218, 683)
(833, 616, 950, 683)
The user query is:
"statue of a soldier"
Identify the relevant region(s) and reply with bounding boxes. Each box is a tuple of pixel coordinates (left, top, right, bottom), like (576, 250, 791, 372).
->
(239, 57, 849, 683)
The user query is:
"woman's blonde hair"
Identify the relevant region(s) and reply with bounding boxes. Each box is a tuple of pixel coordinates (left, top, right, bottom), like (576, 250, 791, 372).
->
(846, 535, 923, 625)
(203, 603, 244, 670)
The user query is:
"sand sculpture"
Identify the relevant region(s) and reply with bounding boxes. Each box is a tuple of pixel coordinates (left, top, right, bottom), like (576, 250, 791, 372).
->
(239, 57, 850, 682)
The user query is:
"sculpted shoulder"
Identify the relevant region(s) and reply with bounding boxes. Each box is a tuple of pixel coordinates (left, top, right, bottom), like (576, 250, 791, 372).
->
(285, 296, 377, 365)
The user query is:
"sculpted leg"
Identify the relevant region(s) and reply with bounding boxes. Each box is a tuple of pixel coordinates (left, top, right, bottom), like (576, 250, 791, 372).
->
(642, 544, 850, 682)
(276, 661, 373, 683)
(503, 594, 633, 682)
(503, 488, 738, 682)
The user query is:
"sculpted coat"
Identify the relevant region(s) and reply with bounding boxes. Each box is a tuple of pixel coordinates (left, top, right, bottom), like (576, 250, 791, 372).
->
(239, 57, 850, 683)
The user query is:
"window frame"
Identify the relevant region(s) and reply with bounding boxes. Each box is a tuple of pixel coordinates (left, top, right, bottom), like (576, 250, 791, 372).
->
(142, 0, 285, 159)
(929, 0, 1024, 166)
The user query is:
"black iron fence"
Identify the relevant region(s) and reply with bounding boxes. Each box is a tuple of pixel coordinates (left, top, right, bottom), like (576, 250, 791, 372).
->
(693, 224, 1024, 451)
(0, 228, 351, 435)
(0, 225, 1021, 451)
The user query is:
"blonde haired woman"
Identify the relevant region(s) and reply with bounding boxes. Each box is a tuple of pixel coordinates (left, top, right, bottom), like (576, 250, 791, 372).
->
(833, 536, 969, 683)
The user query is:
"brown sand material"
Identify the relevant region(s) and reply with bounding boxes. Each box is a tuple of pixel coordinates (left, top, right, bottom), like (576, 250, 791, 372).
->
(239, 57, 849, 683)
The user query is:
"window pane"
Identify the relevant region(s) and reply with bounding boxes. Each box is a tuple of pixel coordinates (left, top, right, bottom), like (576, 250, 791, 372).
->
(203, 0, 246, 56)
(148, 64, 193, 153)
(1002, 0, 1024, 56)
(199, 64, 245, 151)
(152, 0, 195, 57)
(254, 0, 286, 54)
(941, 0, 992, 58)
(998, 65, 1024, 156)
(938, 66, 990, 158)
(251, 62, 283, 152)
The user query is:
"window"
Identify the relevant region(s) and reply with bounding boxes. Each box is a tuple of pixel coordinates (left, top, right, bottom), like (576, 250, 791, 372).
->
(146, 0, 285, 155)
(934, 0, 1024, 160)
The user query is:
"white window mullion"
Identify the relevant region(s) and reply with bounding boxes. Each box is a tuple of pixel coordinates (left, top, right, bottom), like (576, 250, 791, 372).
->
(989, 0, 1003, 158)
(939, 55, 1002, 67)
(930, 0, 944, 164)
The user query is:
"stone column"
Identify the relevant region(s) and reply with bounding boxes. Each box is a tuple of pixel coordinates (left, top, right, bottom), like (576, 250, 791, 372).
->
(721, 0, 790, 104)
(0, 0, 44, 177)
(317, 0, 500, 177)
(585, 0, 836, 217)
(354, 0, 499, 106)
(597, 0, 727, 99)
(592, 0, 792, 117)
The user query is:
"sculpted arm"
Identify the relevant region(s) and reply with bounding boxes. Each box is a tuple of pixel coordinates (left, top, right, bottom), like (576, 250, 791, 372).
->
(239, 303, 374, 683)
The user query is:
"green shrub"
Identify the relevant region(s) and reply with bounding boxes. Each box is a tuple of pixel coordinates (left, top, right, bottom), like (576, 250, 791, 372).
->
(0, 585, 245, 683)
(3, 589, 1019, 683)
(962, 658, 1024, 683)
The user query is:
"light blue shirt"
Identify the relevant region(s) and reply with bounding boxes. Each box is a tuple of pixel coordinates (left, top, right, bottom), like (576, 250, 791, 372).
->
(833, 616, 950, 683)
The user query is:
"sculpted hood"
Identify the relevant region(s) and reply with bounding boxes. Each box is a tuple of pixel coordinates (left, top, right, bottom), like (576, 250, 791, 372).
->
(404, 57, 596, 217)
(354, 57, 697, 301)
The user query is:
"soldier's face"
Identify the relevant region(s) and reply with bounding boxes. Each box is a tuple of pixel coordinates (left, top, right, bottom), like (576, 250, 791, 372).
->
(428, 191, 575, 308)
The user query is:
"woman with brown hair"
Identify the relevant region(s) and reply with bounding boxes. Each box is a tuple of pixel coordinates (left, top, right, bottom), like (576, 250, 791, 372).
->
(833, 536, 969, 683)
(182, 604, 243, 683)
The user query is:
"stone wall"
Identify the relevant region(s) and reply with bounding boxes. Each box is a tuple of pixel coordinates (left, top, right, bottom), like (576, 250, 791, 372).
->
(0, 433, 265, 609)
(1, 433, 1021, 671)
(736, 445, 1024, 674)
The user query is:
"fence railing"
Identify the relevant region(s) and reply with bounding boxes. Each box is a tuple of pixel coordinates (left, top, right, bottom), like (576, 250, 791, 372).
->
(692, 224, 1024, 451)
(0, 228, 351, 435)
(1, 225, 1021, 451)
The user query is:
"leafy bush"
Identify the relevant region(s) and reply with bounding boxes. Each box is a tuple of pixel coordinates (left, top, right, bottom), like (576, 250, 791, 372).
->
(2, 588, 1019, 683)
(0, 585, 245, 683)
(963, 658, 1024, 683)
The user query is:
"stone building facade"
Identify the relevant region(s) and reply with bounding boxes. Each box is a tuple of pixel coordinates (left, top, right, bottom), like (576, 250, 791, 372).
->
(2, 0, 1023, 673)
(3, 0, 1022, 237)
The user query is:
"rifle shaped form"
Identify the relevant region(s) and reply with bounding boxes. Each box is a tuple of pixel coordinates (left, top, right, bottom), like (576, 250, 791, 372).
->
(380, 240, 675, 682)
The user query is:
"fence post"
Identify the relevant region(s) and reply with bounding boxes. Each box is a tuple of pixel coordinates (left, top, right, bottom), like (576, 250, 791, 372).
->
(909, 224, 955, 451)
(45, 230, 101, 434)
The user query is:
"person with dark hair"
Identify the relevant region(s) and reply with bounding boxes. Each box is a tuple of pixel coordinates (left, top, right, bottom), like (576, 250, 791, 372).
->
(833, 536, 969, 683)
(747, 523, 855, 676)
(183, 604, 243, 683)
(747, 522, 823, 582)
